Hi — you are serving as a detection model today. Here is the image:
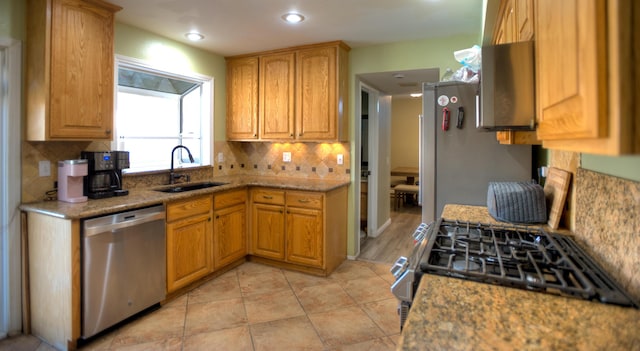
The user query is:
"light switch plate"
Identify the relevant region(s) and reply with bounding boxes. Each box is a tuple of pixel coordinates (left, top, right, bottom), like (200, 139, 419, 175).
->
(283, 152, 292, 162)
(217, 153, 224, 163)
(337, 154, 344, 165)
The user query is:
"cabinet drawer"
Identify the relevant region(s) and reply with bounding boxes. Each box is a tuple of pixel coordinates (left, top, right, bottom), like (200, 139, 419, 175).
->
(214, 189, 247, 209)
(167, 195, 213, 222)
(286, 192, 323, 210)
(252, 188, 285, 205)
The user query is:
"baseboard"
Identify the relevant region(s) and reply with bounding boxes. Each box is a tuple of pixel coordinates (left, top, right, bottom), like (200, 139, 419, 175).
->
(369, 218, 391, 238)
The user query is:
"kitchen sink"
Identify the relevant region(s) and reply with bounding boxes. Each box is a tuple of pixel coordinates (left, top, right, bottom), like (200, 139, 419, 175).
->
(155, 181, 228, 193)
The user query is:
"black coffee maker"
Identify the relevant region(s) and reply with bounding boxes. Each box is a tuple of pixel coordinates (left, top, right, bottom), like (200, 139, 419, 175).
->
(81, 151, 130, 199)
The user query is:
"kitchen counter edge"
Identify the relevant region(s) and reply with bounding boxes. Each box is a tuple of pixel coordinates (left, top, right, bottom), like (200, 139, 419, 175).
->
(19, 176, 350, 220)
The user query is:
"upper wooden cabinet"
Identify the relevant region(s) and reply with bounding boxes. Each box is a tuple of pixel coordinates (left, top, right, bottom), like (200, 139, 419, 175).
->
(226, 41, 350, 142)
(534, 0, 639, 155)
(226, 57, 259, 140)
(259, 52, 295, 140)
(26, 0, 121, 141)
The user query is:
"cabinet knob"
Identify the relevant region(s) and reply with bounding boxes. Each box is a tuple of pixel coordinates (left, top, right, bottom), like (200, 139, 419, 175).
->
(254, 134, 257, 137)
(215, 215, 219, 219)
(105, 129, 112, 135)
(298, 133, 303, 136)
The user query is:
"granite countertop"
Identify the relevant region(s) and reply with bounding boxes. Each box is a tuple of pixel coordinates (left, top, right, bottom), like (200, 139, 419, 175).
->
(19, 175, 350, 219)
(397, 204, 640, 351)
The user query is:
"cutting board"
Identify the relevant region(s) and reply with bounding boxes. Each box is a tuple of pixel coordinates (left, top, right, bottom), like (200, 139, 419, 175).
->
(544, 167, 572, 229)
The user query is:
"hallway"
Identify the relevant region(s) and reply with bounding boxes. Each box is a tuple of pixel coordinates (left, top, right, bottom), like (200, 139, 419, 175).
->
(358, 204, 422, 264)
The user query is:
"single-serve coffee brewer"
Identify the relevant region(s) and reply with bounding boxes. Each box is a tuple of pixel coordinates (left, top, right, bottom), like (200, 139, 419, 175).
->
(81, 151, 130, 199)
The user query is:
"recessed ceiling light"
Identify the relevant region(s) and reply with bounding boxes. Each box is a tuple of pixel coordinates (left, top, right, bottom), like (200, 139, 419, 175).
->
(282, 12, 305, 24)
(185, 32, 204, 41)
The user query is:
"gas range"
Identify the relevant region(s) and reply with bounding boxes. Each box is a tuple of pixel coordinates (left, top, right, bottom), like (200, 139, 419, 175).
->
(391, 219, 639, 328)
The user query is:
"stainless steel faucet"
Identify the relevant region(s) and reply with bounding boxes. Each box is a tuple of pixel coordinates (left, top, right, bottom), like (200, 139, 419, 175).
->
(170, 145, 195, 184)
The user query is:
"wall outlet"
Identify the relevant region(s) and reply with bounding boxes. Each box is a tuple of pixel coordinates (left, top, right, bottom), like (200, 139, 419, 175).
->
(283, 152, 292, 162)
(39, 160, 51, 177)
(337, 154, 344, 165)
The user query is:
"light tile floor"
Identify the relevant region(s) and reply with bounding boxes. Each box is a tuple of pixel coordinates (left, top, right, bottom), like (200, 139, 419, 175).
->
(0, 260, 400, 351)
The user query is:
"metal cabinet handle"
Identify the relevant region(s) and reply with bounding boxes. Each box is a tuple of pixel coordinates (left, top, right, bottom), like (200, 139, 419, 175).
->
(263, 195, 273, 199)
(298, 199, 310, 203)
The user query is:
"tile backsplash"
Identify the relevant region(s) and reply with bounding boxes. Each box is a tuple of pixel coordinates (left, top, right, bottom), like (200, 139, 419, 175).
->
(21, 140, 351, 203)
(574, 168, 640, 303)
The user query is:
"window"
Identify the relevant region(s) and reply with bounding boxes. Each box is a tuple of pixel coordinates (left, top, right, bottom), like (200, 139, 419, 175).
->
(115, 57, 213, 173)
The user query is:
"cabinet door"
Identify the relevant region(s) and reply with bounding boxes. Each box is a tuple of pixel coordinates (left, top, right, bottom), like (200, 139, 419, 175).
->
(226, 57, 259, 140)
(213, 203, 247, 269)
(260, 52, 295, 140)
(49, 0, 115, 139)
(166, 213, 213, 292)
(286, 207, 323, 268)
(535, 0, 607, 141)
(494, 0, 516, 44)
(295, 46, 337, 140)
(516, 0, 534, 41)
(251, 203, 285, 260)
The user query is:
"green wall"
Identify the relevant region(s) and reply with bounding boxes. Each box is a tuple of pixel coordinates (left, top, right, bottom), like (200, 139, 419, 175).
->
(0, 0, 25, 40)
(581, 154, 640, 182)
(114, 23, 228, 142)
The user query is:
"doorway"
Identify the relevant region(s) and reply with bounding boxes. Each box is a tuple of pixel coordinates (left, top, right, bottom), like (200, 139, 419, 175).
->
(355, 68, 439, 262)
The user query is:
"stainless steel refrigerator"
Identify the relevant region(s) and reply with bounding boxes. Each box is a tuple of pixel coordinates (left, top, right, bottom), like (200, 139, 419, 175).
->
(420, 82, 532, 222)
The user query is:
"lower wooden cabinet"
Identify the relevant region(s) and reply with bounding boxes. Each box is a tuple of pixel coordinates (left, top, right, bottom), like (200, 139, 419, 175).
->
(213, 189, 248, 269)
(166, 195, 213, 293)
(250, 186, 347, 275)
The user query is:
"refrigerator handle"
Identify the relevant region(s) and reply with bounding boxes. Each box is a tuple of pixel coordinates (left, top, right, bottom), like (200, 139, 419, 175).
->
(475, 94, 481, 128)
(441, 107, 450, 131)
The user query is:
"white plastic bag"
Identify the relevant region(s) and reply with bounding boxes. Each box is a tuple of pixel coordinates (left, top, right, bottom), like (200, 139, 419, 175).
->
(454, 45, 481, 73)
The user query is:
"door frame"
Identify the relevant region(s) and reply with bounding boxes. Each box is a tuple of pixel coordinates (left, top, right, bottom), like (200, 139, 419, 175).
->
(0, 38, 23, 338)
(353, 79, 392, 257)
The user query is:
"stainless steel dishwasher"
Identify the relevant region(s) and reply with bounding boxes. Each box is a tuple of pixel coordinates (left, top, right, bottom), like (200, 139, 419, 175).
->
(82, 205, 166, 339)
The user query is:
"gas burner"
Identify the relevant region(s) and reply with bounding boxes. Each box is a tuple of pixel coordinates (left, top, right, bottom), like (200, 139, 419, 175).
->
(444, 225, 482, 240)
(452, 259, 481, 272)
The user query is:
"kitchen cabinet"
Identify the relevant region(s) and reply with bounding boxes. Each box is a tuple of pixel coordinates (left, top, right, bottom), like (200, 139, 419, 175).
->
(26, 0, 121, 141)
(250, 188, 286, 259)
(534, 0, 639, 155)
(259, 52, 296, 140)
(25, 212, 81, 350)
(295, 44, 349, 140)
(226, 57, 259, 140)
(166, 195, 213, 293)
(226, 41, 350, 142)
(492, 0, 540, 146)
(285, 191, 323, 267)
(250, 186, 348, 275)
(213, 189, 248, 269)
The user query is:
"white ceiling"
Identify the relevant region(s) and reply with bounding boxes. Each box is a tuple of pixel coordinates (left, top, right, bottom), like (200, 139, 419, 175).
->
(109, 0, 485, 95)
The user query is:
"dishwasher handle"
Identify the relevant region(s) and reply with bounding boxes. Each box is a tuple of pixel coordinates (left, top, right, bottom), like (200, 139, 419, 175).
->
(83, 208, 165, 237)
